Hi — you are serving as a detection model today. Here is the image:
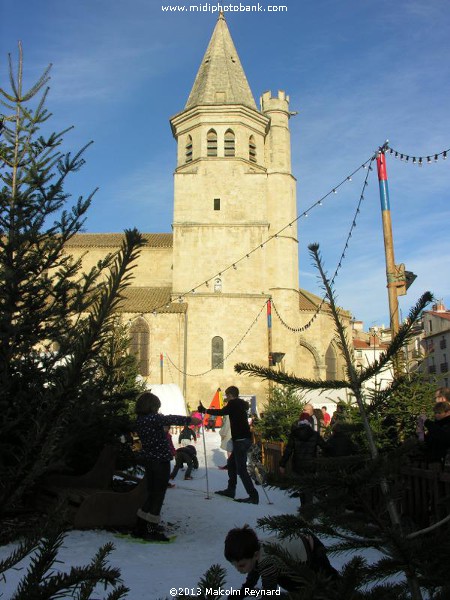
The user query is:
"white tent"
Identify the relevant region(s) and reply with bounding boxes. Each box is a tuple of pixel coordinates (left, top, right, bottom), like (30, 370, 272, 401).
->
(145, 383, 187, 416)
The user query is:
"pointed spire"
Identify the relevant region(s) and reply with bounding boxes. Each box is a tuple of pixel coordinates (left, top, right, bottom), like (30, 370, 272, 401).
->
(185, 14, 257, 110)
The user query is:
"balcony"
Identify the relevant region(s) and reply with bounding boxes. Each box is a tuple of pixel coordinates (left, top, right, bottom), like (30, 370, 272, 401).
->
(428, 365, 436, 374)
(440, 363, 449, 373)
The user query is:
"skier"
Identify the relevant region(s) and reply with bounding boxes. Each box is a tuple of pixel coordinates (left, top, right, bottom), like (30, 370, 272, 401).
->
(134, 391, 201, 542)
(198, 385, 259, 504)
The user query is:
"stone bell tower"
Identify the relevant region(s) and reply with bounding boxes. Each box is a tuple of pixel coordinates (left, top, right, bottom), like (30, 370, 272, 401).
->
(169, 13, 301, 402)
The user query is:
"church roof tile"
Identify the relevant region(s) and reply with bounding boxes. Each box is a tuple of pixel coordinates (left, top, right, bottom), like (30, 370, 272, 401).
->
(65, 233, 173, 248)
(298, 289, 350, 317)
(116, 287, 186, 314)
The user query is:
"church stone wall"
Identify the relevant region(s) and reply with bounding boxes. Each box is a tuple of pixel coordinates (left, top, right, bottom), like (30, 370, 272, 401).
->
(125, 311, 186, 392)
(180, 294, 271, 405)
(67, 245, 173, 287)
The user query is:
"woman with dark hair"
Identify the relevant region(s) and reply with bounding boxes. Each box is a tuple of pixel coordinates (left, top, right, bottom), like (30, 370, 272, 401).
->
(135, 391, 201, 541)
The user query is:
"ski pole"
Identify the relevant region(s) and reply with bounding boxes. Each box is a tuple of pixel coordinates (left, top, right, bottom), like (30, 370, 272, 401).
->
(201, 418, 210, 499)
(260, 482, 273, 505)
(250, 444, 273, 505)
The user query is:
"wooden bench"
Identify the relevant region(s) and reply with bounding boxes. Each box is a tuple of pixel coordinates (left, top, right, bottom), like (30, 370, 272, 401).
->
(38, 444, 147, 529)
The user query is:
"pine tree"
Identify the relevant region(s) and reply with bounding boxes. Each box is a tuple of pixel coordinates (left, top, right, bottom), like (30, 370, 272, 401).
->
(0, 516, 129, 599)
(0, 43, 145, 516)
(254, 385, 306, 442)
(173, 564, 227, 599)
(235, 243, 449, 599)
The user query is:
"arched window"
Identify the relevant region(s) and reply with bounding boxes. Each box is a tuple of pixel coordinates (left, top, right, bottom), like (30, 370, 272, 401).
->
(249, 135, 257, 163)
(207, 129, 217, 157)
(212, 336, 224, 369)
(325, 343, 337, 380)
(130, 317, 149, 376)
(185, 135, 193, 163)
(224, 129, 235, 157)
(214, 278, 222, 293)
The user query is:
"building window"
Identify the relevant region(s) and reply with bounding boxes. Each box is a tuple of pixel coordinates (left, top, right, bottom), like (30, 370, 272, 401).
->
(224, 129, 235, 157)
(325, 343, 337, 380)
(214, 278, 222, 293)
(130, 317, 149, 376)
(249, 135, 257, 162)
(214, 198, 220, 211)
(207, 129, 217, 157)
(185, 135, 193, 163)
(212, 336, 224, 369)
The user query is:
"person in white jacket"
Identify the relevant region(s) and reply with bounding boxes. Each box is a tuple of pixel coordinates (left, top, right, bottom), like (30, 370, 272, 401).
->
(218, 414, 232, 469)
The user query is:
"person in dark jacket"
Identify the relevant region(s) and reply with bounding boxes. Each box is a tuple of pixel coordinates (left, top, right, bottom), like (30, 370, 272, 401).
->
(423, 401, 450, 464)
(198, 385, 259, 504)
(170, 445, 199, 480)
(279, 412, 326, 508)
(178, 424, 197, 446)
(135, 391, 201, 542)
(206, 415, 217, 431)
(322, 423, 357, 457)
(224, 525, 338, 598)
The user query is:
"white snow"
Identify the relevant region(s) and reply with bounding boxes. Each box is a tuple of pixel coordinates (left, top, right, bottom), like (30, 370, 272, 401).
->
(0, 430, 351, 599)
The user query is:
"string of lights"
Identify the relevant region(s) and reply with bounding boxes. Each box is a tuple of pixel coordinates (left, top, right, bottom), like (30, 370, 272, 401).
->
(164, 298, 268, 377)
(271, 156, 377, 332)
(165, 353, 175, 384)
(150, 152, 377, 315)
(384, 143, 449, 165)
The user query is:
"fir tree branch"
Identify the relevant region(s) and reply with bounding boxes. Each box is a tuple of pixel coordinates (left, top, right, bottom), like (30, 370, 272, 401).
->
(234, 363, 350, 389)
(406, 514, 450, 540)
(356, 292, 433, 385)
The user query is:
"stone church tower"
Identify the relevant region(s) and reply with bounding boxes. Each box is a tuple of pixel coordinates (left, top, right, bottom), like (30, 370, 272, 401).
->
(169, 13, 301, 400)
(66, 14, 350, 409)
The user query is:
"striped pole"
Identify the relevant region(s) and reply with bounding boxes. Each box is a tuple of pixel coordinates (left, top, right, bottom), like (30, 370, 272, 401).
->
(267, 299, 273, 366)
(160, 353, 164, 384)
(377, 151, 400, 342)
(267, 298, 273, 395)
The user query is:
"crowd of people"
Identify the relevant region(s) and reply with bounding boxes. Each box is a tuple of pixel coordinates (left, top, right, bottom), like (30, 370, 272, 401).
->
(131, 384, 450, 596)
(417, 386, 450, 464)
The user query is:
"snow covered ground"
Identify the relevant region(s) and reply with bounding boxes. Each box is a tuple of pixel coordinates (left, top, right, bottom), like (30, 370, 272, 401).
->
(0, 430, 350, 599)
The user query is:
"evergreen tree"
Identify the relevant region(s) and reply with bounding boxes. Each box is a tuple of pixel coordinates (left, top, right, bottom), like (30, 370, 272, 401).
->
(362, 372, 438, 450)
(0, 516, 129, 599)
(0, 43, 144, 516)
(235, 243, 448, 599)
(254, 385, 305, 442)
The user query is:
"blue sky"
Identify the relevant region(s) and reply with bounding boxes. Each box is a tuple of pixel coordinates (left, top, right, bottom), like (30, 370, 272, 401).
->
(1, 0, 449, 328)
